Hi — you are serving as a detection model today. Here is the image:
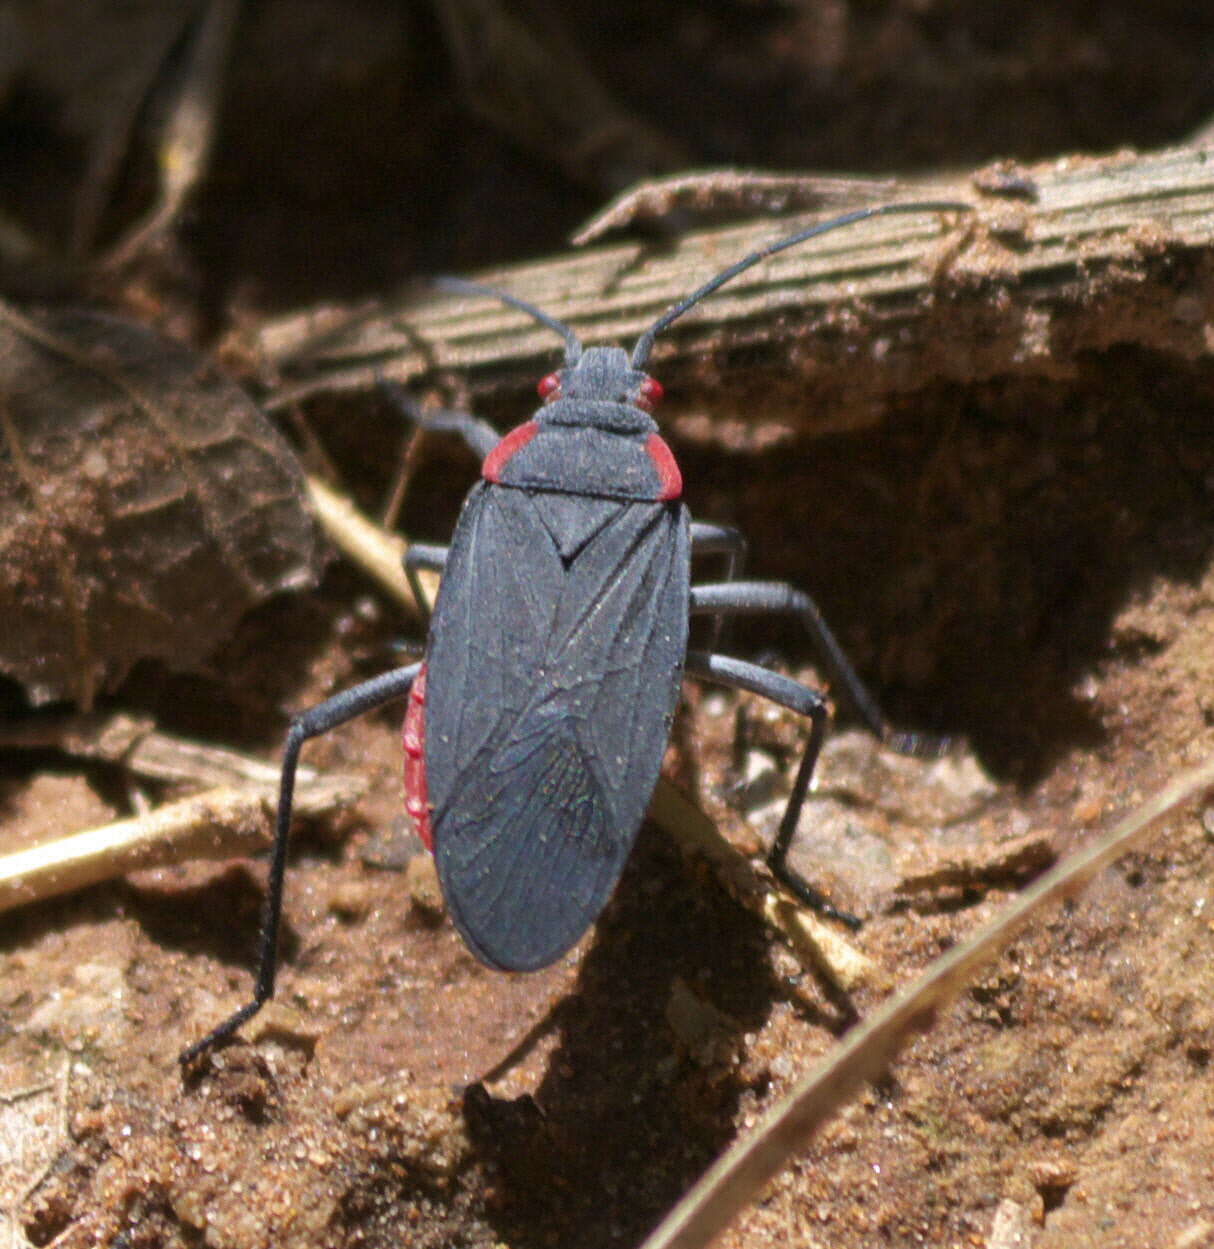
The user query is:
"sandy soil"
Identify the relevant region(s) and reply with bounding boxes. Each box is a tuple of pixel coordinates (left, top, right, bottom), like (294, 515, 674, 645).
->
(3, 3, 1214, 1246)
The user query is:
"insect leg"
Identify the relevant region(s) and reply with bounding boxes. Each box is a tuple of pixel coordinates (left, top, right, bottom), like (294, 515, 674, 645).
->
(683, 649, 853, 926)
(379, 379, 500, 460)
(689, 521, 747, 576)
(403, 543, 448, 624)
(179, 662, 422, 1066)
(689, 581, 951, 757)
(689, 522, 746, 651)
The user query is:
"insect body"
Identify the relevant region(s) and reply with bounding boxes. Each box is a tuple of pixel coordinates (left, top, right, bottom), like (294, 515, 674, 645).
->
(182, 201, 967, 1064)
(408, 348, 689, 971)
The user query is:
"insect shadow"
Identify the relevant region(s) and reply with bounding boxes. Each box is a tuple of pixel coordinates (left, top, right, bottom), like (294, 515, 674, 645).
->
(461, 820, 838, 1248)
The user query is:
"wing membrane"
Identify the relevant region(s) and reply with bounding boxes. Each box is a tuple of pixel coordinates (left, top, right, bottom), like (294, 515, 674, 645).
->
(424, 484, 689, 970)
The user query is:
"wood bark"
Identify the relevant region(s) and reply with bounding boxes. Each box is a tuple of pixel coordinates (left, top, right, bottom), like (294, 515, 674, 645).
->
(263, 144, 1214, 431)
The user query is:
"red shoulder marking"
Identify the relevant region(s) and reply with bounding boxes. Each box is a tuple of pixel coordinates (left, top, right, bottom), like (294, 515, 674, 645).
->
(645, 432, 683, 500)
(482, 421, 540, 482)
(402, 665, 432, 851)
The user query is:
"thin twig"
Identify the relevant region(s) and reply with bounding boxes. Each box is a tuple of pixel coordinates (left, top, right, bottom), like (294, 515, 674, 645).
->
(648, 781, 874, 990)
(0, 779, 361, 916)
(571, 169, 902, 245)
(305, 475, 439, 619)
(100, 0, 242, 268)
(641, 754, 1214, 1249)
(0, 710, 319, 791)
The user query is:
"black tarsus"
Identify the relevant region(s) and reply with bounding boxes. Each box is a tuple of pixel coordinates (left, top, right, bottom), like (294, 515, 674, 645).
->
(687, 579, 954, 926)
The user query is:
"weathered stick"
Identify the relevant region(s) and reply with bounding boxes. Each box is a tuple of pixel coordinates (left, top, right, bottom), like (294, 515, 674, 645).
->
(0, 772, 366, 916)
(0, 788, 272, 914)
(263, 145, 1214, 429)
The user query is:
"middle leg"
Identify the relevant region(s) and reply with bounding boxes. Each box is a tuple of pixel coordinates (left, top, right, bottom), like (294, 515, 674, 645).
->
(690, 579, 951, 757)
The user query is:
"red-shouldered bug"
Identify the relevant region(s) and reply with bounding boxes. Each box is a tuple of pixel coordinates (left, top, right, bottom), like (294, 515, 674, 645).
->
(181, 202, 969, 1064)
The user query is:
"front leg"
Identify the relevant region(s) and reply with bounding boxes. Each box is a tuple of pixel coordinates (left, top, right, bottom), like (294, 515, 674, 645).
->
(404, 543, 449, 626)
(379, 378, 501, 461)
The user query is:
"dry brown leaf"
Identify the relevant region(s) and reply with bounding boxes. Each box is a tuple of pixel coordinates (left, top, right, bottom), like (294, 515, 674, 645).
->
(0, 302, 320, 706)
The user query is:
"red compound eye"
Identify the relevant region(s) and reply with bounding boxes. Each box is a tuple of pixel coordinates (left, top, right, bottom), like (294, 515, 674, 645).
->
(636, 377, 664, 410)
(537, 372, 561, 401)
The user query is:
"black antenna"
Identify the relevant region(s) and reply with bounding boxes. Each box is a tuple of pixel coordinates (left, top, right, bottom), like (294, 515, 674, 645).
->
(629, 200, 970, 369)
(436, 275, 582, 363)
